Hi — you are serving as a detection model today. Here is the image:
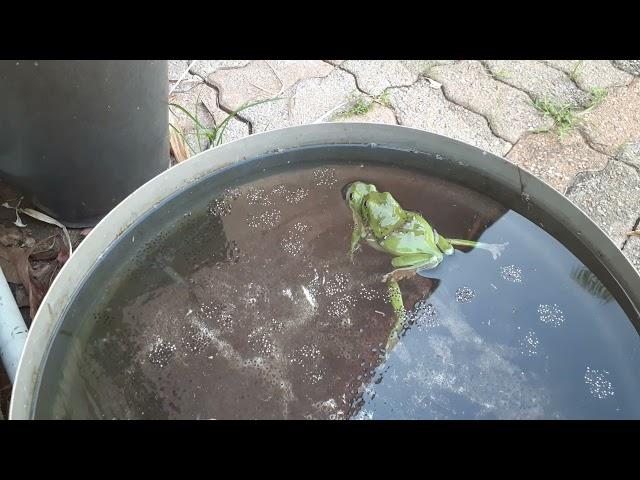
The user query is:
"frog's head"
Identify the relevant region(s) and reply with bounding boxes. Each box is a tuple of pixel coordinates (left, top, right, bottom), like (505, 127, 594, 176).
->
(360, 191, 405, 238)
(343, 181, 378, 216)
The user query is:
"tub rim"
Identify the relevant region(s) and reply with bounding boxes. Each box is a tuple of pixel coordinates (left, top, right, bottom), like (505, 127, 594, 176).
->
(10, 122, 640, 419)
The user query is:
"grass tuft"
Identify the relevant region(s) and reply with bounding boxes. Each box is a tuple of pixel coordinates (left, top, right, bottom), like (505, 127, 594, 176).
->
(533, 98, 578, 137)
(169, 97, 283, 155)
(337, 90, 392, 119)
(533, 87, 608, 138)
(569, 60, 583, 82)
(490, 68, 511, 80)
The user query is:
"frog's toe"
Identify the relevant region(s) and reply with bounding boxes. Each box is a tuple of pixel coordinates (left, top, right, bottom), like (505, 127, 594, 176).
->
(385, 332, 399, 353)
(382, 271, 398, 283)
(489, 242, 509, 260)
(382, 269, 417, 283)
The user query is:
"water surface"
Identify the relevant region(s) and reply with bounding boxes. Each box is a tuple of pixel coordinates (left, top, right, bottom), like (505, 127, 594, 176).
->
(36, 159, 640, 419)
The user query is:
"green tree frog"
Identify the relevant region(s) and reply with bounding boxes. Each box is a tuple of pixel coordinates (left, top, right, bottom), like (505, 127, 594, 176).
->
(344, 181, 508, 352)
(344, 181, 508, 283)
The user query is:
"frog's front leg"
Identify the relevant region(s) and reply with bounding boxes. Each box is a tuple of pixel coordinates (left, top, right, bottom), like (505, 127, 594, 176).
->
(349, 227, 361, 260)
(385, 279, 406, 353)
(446, 238, 509, 260)
(349, 220, 366, 261)
(381, 252, 442, 283)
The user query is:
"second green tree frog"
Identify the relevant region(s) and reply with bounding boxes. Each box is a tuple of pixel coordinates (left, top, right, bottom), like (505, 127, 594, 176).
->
(344, 181, 508, 283)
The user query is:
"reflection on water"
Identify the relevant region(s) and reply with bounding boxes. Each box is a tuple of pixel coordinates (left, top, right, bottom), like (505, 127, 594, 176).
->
(571, 266, 614, 304)
(37, 162, 640, 419)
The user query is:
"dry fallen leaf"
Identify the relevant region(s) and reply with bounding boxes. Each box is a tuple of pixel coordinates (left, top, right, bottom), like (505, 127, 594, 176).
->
(14, 284, 29, 308)
(1, 202, 73, 255)
(56, 240, 70, 265)
(169, 106, 190, 163)
(19, 208, 73, 256)
(170, 127, 190, 163)
(0, 234, 67, 318)
(0, 246, 21, 283)
(0, 225, 23, 247)
(14, 211, 26, 228)
(30, 236, 60, 261)
(2, 245, 39, 317)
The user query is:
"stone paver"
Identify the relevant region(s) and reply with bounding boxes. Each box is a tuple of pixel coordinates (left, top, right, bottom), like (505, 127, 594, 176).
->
(205, 62, 279, 112)
(507, 131, 609, 193)
(169, 84, 249, 154)
(401, 60, 455, 76)
(617, 142, 640, 169)
(168, 60, 201, 93)
(545, 60, 633, 91)
(484, 60, 591, 107)
(566, 160, 640, 248)
(340, 60, 417, 96)
(430, 61, 552, 143)
(190, 60, 251, 79)
(612, 60, 640, 76)
(169, 60, 190, 81)
(387, 78, 511, 156)
(618, 142, 640, 272)
(210, 60, 334, 111)
(269, 60, 335, 91)
(242, 68, 358, 133)
(579, 79, 640, 156)
(332, 102, 397, 125)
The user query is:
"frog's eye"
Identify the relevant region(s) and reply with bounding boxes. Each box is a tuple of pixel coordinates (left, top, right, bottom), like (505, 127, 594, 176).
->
(349, 192, 354, 201)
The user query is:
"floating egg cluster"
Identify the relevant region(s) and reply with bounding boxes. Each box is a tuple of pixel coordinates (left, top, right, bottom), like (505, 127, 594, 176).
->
(455, 287, 476, 303)
(584, 367, 615, 399)
(500, 265, 523, 283)
(537, 303, 565, 327)
(312, 167, 338, 187)
(520, 330, 539, 357)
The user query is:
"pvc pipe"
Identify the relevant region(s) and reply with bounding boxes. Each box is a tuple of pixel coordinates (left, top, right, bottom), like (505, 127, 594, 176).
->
(0, 267, 28, 382)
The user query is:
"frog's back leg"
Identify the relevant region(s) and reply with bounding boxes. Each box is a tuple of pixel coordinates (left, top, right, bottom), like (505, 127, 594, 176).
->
(434, 229, 454, 255)
(391, 253, 441, 268)
(382, 252, 442, 282)
(446, 238, 508, 259)
(365, 237, 386, 252)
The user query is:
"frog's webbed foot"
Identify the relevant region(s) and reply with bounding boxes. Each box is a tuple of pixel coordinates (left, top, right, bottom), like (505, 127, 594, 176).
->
(382, 268, 417, 283)
(385, 331, 400, 354)
(485, 242, 509, 260)
(349, 245, 360, 263)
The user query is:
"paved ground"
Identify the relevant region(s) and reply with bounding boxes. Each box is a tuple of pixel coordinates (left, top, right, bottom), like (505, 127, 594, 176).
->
(169, 59, 640, 270)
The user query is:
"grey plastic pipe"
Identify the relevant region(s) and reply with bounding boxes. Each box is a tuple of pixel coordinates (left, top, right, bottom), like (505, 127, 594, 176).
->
(0, 267, 28, 382)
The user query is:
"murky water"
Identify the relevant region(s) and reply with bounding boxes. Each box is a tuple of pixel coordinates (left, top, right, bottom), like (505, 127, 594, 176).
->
(36, 160, 640, 419)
